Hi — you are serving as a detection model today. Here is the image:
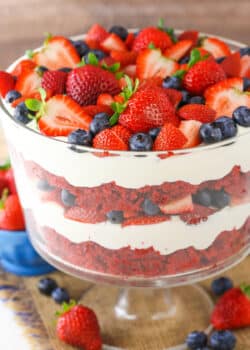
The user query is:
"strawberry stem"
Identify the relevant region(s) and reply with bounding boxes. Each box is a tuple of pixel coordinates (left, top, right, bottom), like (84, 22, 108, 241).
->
(240, 283, 250, 298)
(55, 300, 77, 317)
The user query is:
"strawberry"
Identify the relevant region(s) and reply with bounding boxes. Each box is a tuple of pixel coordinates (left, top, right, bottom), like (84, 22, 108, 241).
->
(0, 71, 15, 98)
(85, 23, 109, 49)
(11, 59, 36, 77)
(164, 40, 193, 61)
(183, 58, 226, 95)
(201, 37, 231, 59)
(211, 285, 250, 330)
(123, 64, 137, 78)
(5, 168, 17, 194)
(125, 32, 135, 50)
(160, 195, 194, 214)
(132, 27, 173, 52)
(240, 55, 250, 78)
(82, 104, 113, 117)
(179, 120, 202, 148)
(97, 93, 114, 106)
(41, 70, 67, 95)
(0, 191, 25, 231)
(178, 30, 199, 46)
(136, 49, 179, 80)
(119, 86, 179, 132)
(220, 52, 241, 77)
(38, 95, 92, 136)
(33, 36, 80, 70)
(153, 123, 187, 151)
(101, 33, 127, 52)
(56, 302, 102, 350)
(122, 215, 169, 227)
(110, 50, 137, 67)
(205, 77, 250, 117)
(178, 104, 216, 123)
(93, 125, 131, 150)
(66, 65, 120, 106)
(162, 88, 182, 108)
(15, 70, 42, 96)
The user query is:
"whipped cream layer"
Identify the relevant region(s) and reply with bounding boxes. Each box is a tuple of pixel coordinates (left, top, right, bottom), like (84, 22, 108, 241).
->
(27, 199, 250, 255)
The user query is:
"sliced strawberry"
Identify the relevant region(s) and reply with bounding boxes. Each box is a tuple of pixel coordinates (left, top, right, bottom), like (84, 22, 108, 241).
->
(101, 33, 127, 52)
(164, 40, 193, 61)
(178, 104, 216, 123)
(196, 47, 212, 57)
(97, 93, 114, 106)
(240, 55, 250, 78)
(38, 95, 92, 136)
(93, 125, 131, 151)
(160, 195, 194, 215)
(205, 77, 250, 117)
(153, 123, 187, 151)
(123, 64, 137, 78)
(0, 71, 15, 98)
(85, 24, 109, 49)
(201, 37, 231, 59)
(15, 70, 42, 97)
(110, 50, 137, 67)
(178, 30, 199, 46)
(82, 104, 113, 117)
(220, 52, 241, 77)
(136, 49, 179, 80)
(179, 120, 202, 148)
(132, 27, 173, 52)
(33, 36, 80, 70)
(125, 32, 135, 50)
(162, 88, 182, 108)
(11, 59, 36, 77)
(122, 215, 169, 227)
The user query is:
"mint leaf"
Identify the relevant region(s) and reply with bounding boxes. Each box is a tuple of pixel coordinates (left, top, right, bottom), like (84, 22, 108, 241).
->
(109, 111, 120, 126)
(0, 159, 11, 171)
(173, 69, 186, 79)
(25, 49, 34, 59)
(77, 59, 86, 67)
(148, 42, 156, 49)
(115, 71, 124, 79)
(87, 52, 99, 66)
(109, 62, 120, 73)
(188, 48, 202, 68)
(25, 99, 42, 112)
(165, 27, 177, 43)
(157, 18, 165, 30)
(240, 284, 250, 298)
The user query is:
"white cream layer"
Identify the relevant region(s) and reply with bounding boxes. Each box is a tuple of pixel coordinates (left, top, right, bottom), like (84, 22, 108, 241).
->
(29, 200, 250, 255)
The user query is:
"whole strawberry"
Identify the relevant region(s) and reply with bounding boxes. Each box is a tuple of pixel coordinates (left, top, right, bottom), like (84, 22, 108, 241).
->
(153, 123, 187, 151)
(178, 104, 216, 123)
(66, 65, 120, 106)
(132, 27, 172, 52)
(56, 301, 102, 350)
(183, 58, 226, 95)
(211, 284, 250, 330)
(93, 125, 131, 150)
(41, 70, 68, 95)
(119, 86, 179, 132)
(0, 190, 25, 231)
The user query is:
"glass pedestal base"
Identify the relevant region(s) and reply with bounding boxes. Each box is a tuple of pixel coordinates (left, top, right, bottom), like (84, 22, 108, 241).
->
(79, 284, 214, 350)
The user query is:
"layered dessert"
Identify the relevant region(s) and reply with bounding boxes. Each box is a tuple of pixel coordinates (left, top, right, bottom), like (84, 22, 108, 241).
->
(0, 21, 250, 278)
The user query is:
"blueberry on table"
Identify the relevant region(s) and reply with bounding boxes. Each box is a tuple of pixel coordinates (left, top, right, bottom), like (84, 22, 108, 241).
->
(199, 123, 223, 144)
(232, 106, 250, 127)
(13, 102, 31, 124)
(188, 96, 205, 105)
(109, 25, 128, 41)
(129, 133, 153, 151)
(68, 129, 93, 146)
(162, 76, 182, 90)
(5, 90, 21, 103)
(211, 189, 230, 209)
(37, 179, 54, 192)
(211, 277, 233, 296)
(186, 331, 208, 349)
(148, 127, 161, 140)
(213, 117, 237, 139)
(209, 330, 236, 350)
(61, 189, 76, 207)
(90, 112, 110, 135)
(192, 189, 212, 207)
(51, 287, 70, 304)
(239, 47, 250, 56)
(106, 210, 124, 224)
(243, 77, 250, 92)
(142, 199, 160, 216)
(58, 67, 72, 73)
(38, 277, 58, 296)
(72, 40, 89, 58)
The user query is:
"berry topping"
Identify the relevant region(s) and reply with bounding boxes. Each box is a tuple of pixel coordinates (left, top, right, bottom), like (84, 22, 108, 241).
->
(132, 27, 173, 52)
(178, 30, 199, 46)
(239, 47, 250, 57)
(201, 37, 231, 59)
(162, 76, 182, 90)
(186, 331, 208, 349)
(188, 95, 205, 104)
(5, 90, 22, 103)
(13, 102, 32, 124)
(15, 69, 42, 97)
(90, 112, 110, 135)
(109, 25, 128, 41)
(85, 23, 109, 49)
(106, 210, 124, 224)
(38, 277, 58, 296)
(0, 71, 15, 98)
(179, 120, 201, 148)
(211, 277, 234, 296)
(213, 117, 237, 139)
(199, 123, 223, 144)
(93, 125, 131, 151)
(209, 330, 236, 350)
(68, 129, 93, 146)
(52, 287, 70, 304)
(220, 52, 241, 78)
(232, 106, 250, 127)
(71, 40, 89, 58)
(153, 123, 187, 151)
(178, 104, 216, 123)
(142, 198, 160, 216)
(61, 189, 76, 207)
(101, 33, 127, 52)
(199, 117, 237, 144)
(129, 133, 153, 151)
(41, 70, 67, 95)
(148, 127, 161, 140)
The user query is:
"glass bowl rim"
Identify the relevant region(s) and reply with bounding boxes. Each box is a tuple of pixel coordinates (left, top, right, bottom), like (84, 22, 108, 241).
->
(0, 30, 249, 157)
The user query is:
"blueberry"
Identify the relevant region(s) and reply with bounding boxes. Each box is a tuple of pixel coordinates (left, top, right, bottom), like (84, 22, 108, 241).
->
(90, 112, 110, 135)
(179, 89, 191, 107)
(36, 66, 48, 76)
(72, 40, 89, 57)
(210, 330, 236, 350)
(61, 189, 76, 207)
(189, 96, 205, 105)
(243, 77, 250, 92)
(239, 47, 250, 57)
(162, 76, 182, 90)
(192, 189, 212, 207)
(211, 189, 230, 209)
(179, 55, 190, 64)
(216, 56, 226, 64)
(37, 179, 54, 192)
(186, 331, 208, 349)
(109, 25, 128, 41)
(68, 129, 92, 146)
(211, 277, 233, 296)
(199, 123, 223, 144)
(83, 49, 106, 63)
(51, 287, 70, 304)
(58, 67, 72, 73)
(13, 102, 31, 124)
(213, 117, 237, 139)
(38, 277, 57, 296)
(106, 210, 124, 224)
(5, 90, 22, 103)
(232, 106, 250, 127)
(129, 133, 153, 151)
(148, 127, 161, 140)
(142, 199, 160, 216)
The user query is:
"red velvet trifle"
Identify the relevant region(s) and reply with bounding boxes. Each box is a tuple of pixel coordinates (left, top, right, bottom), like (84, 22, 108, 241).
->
(1, 23, 250, 283)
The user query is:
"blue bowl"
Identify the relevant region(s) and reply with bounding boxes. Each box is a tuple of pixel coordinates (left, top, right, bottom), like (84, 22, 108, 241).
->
(0, 229, 55, 276)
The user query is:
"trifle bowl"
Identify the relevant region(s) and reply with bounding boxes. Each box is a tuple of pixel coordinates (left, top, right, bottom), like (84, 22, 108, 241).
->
(1, 24, 250, 348)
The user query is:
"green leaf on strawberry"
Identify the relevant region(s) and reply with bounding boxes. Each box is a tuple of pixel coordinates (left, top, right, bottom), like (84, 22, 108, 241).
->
(157, 18, 177, 43)
(173, 69, 187, 79)
(78, 52, 99, 67)
(25, 99, 42, 112)
(55, 300, 77, 317)
(44, 32, 53, 46)
(188, 48, 209, 68)
(25, 88, 47, 122)
(240, 283, 250, 298)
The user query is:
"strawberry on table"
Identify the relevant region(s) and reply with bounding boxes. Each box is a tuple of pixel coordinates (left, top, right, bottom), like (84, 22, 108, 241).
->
(201, 37, 231, 59)
(15, 69, 42, 97)
(178, 104, 216, 123)
(132, 27, 173, 52)
(164, 40, 193, 61)
(0, 71, 15, 98)
(0, 189, 25, 231)
(93, 125, 131, 151)
(153, 123, 187, 151)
